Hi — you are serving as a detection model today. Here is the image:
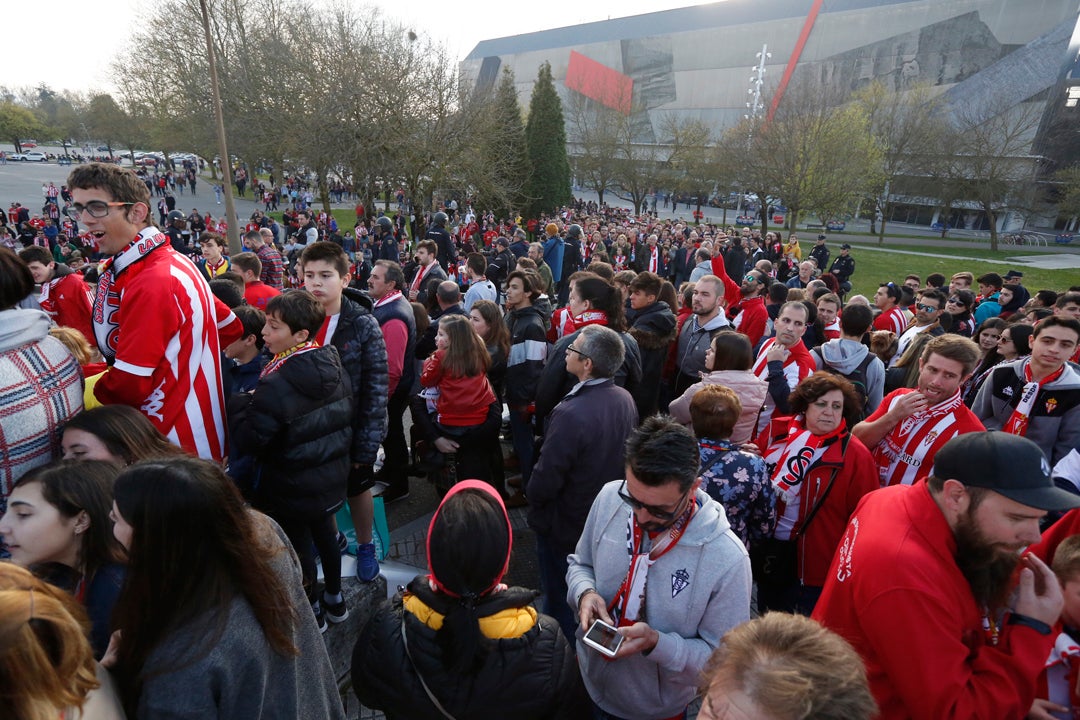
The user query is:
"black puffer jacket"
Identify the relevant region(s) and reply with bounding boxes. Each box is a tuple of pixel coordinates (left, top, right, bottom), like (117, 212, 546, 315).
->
(628, 300, 677, 418)
(229, 345, 352, 518)
(332, 289, 389, 466)
(352, 578, 588, 720)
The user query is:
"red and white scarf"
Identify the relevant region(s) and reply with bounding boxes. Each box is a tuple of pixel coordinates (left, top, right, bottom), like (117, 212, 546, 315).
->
(411, 261, 436, 294)
(765, 417, 847, 502)
(879, 389, 964, 487)
(610, 500, 696, 626)
(260, 340, 320, 378)
(373, 290, 403, 309)
(572, 310, 608, 329)
(92, 227, 169, 362)
(1003, 361, 1065, 437)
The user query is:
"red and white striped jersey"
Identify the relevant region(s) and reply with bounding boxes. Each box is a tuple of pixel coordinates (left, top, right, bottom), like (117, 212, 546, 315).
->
(864, 388, 985, 487)
(93, 243, 241, 461)
(874, 306, 907, 335)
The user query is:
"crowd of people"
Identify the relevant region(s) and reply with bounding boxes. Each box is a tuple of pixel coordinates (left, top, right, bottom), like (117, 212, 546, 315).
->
(5, 160, 1080, 719)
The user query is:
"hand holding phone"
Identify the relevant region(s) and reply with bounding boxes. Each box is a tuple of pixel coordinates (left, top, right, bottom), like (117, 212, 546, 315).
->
(583, 619, 624, 657)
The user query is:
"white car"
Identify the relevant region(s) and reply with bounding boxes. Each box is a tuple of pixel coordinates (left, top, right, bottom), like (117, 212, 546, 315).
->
(23, 151, 46, 162)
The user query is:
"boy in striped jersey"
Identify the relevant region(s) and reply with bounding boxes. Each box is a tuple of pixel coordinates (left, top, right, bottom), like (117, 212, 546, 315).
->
(68, 163, 241, 462)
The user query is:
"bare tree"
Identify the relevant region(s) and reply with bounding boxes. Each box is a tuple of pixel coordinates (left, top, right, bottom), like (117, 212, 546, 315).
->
(854, 81, 948, 243)
(950, 101, 1044, 250)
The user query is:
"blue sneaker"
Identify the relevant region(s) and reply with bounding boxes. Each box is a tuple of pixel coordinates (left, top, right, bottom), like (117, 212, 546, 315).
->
(356, 542, 380, 582)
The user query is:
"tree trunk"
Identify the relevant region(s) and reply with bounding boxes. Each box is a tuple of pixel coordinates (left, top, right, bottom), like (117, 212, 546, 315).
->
(878, 214, 887, 246)
(987, 207, 999, 252)
(759, 204, 769, 236)
(597, 188, 605, 205)
(319, 171, 332, 216)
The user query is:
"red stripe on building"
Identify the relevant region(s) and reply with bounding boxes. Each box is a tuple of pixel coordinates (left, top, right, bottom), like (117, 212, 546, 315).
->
(768, 0, 825, 123)
(565, 50, 634, 114)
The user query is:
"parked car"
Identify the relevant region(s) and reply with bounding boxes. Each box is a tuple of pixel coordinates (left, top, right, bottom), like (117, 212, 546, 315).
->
(22, 151, 46, 162)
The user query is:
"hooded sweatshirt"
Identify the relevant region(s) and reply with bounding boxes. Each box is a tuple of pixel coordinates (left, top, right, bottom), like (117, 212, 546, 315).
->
(814, 337, 886, 415)
(0, 308, 84, 498)
(567, 481, 751, 719)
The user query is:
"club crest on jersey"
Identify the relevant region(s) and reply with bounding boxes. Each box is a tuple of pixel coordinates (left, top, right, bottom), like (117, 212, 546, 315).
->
(671, 569, 690, 598)
(1046, 397, 1058, 414)
(922, 430, 938, 447)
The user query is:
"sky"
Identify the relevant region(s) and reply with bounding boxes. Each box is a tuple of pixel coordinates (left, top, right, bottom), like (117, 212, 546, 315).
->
(3, 0, 709, 96)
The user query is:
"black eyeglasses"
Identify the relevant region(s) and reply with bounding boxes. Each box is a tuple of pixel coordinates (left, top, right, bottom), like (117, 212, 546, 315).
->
(617, 480, 689, 521)
(66, 201, 136, 220)
(565, 345, 590, 360)
(916, 303, 939, 312)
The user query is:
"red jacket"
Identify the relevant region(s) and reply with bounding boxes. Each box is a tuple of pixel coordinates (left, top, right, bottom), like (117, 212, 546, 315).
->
(1029, 508, 1080, 564)
(243, 280, 280, 311)
(731, 295, 768, 347)
(755, 417, 877, 587)
(813, 481, 1054, 719)
(420, 349, 496, 426)
(39, 268, 95, 347)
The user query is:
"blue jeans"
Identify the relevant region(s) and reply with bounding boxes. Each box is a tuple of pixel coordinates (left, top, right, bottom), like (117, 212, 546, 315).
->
(535, 534, 577, 643)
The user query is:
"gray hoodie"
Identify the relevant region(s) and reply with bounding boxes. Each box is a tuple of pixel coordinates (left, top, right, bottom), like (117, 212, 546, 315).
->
(814, 338, 885, 415)
(567, 481, 751, 719)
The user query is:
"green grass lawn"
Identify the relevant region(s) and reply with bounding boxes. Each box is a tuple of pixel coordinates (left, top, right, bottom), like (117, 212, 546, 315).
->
(845, 246, 1077, 297)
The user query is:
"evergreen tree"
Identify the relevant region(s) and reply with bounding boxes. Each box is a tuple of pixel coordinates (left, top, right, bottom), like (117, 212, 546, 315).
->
(473, 68, 530, 217)
(524, 62, 571, 218)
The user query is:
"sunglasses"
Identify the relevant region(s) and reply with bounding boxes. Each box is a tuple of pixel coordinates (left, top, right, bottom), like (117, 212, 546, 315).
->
(916, 304, 939, 312)
(744, 274, 759, 283)
(617, 480, 689, 521)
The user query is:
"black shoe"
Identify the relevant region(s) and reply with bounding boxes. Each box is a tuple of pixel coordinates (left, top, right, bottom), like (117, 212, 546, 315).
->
(312, 602, 327, 634)
(322, 592, 349, 624)
(379, 483, 410, 504)
(336, 531, 349, 555)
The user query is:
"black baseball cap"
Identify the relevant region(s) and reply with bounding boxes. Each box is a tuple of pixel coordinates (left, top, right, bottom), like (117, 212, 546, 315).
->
(496, 236, 509, 247)
(931, 432, 1080, 511)
(1004, 270, 1024, 279)
(841, 243, 851, 250)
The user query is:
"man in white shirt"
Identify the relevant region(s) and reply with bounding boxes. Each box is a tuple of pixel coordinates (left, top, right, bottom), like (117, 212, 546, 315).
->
(463, 252, 496, 311)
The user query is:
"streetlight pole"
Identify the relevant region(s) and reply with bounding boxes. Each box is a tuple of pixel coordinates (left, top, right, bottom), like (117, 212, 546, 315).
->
(199, 0, 241, 254)
(737, 44, 771, 220)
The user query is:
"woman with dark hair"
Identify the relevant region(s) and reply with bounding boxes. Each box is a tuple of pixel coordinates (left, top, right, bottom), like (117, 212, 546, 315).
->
(352, 481, 586, 719)
(0, 460, 126, 658)
(964, 317, 1008, 404)
(669, 331, 768, 443)
(62, 405, 189, 464)
(533, 276, 643, 431)
(945, 289, 977, 337)
(468, 299, 510, 402)
(0, 248, 83, 510)
(997, 322, 1033, 362)
(107, 457, 343, 719)
(753, 372, 878, 615)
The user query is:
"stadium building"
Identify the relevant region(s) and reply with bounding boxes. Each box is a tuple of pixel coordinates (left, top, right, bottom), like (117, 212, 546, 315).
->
(462, 0, 1080, 232)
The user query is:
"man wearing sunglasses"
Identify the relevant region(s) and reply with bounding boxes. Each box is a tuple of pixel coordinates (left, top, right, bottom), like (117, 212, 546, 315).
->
(889, 288, 947, 368)
(729, 268, 770, 347)
(67, 163, 242, 462)
(568, 415, 751, 720)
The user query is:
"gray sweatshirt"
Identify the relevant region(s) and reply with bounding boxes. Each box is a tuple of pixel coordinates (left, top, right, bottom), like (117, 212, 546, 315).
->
(566, 481, 751, 719)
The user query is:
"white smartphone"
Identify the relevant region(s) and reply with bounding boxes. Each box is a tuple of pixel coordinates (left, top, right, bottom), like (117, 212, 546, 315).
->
(583, 619, 624, 657)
